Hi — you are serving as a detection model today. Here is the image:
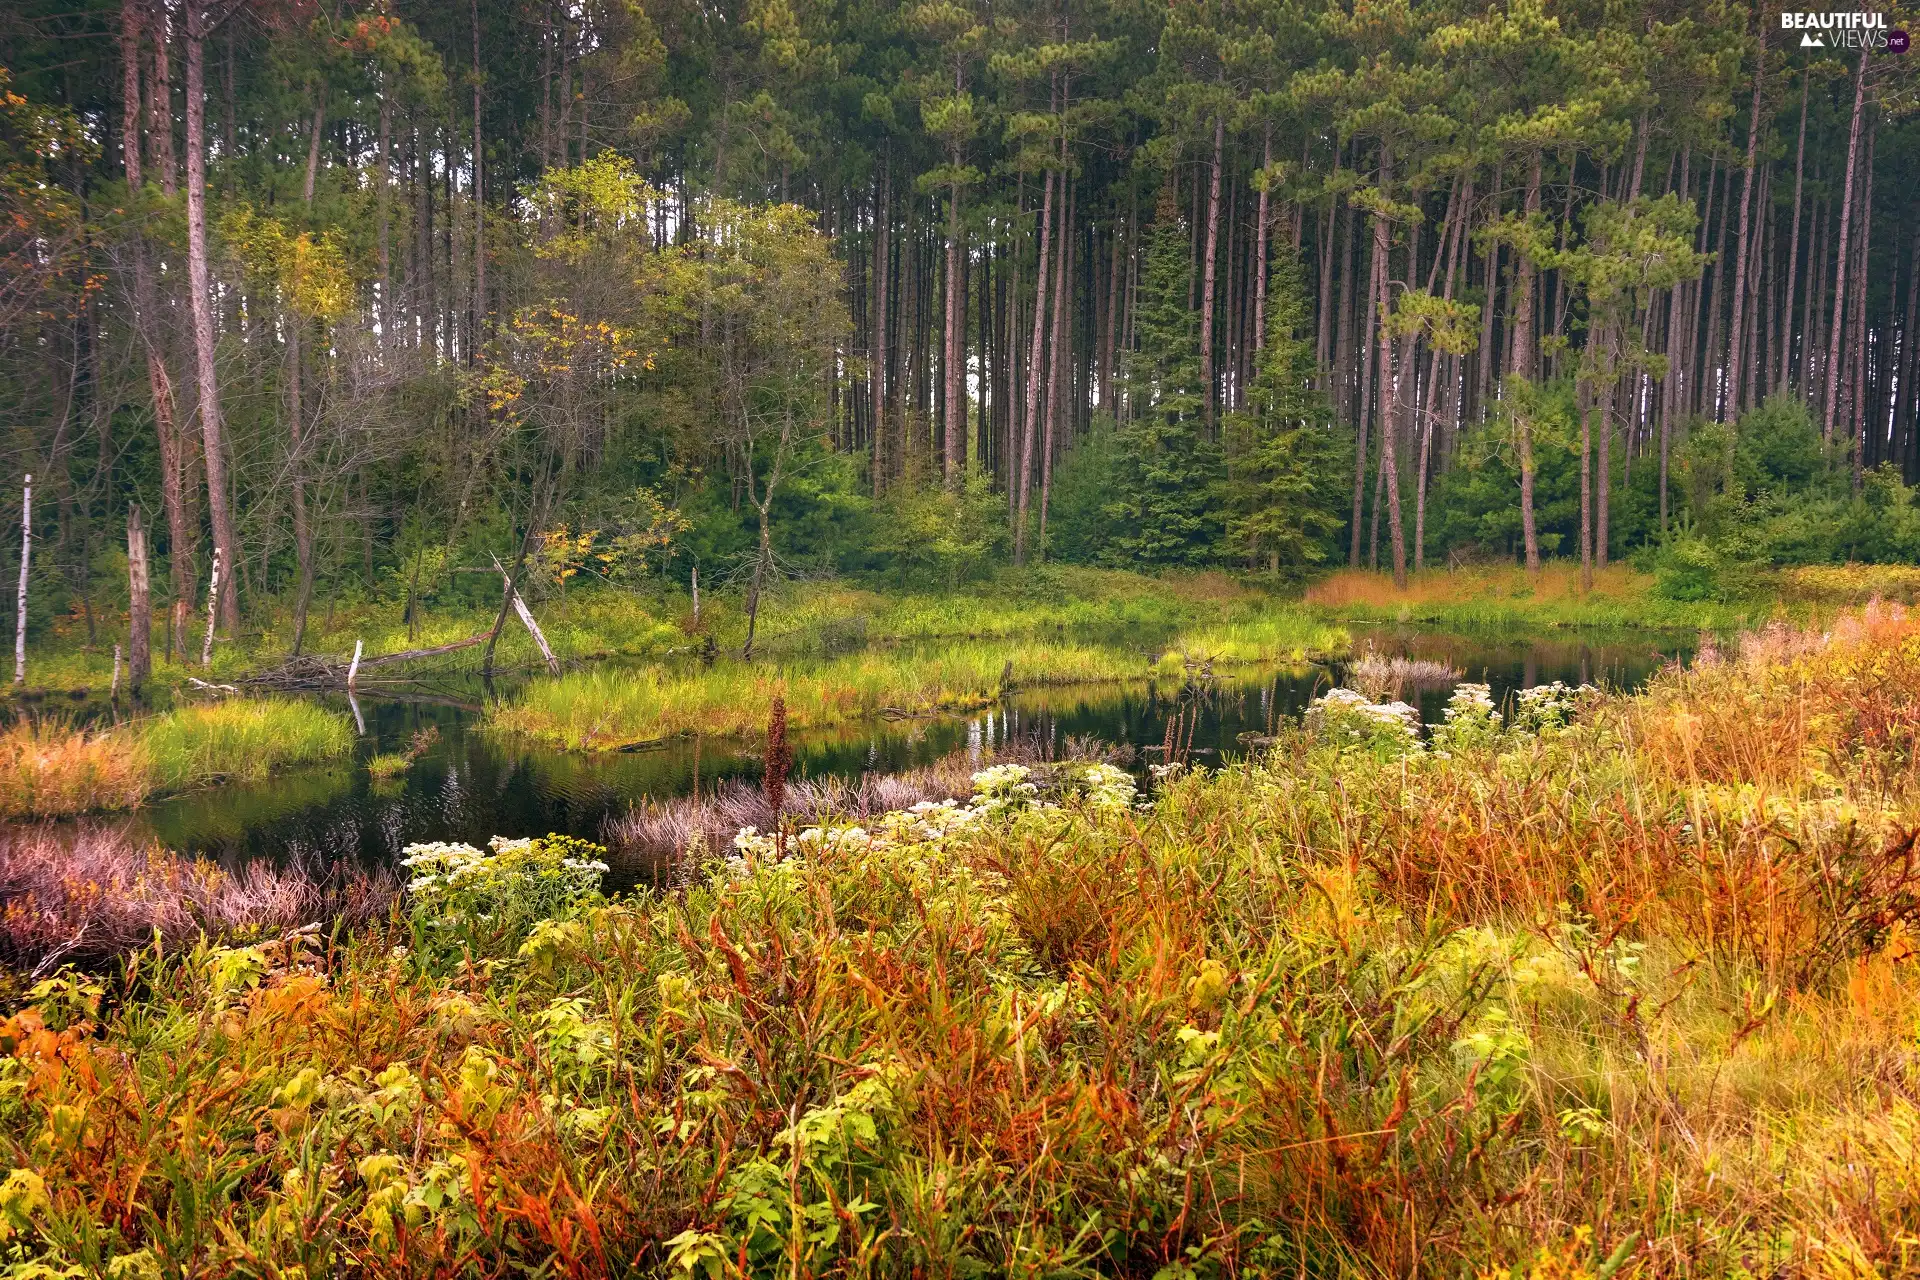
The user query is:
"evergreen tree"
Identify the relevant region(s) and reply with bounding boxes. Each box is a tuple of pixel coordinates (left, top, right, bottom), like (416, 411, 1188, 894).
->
(1102, 184, 1223, 566)
(1221, 251, 1349, 574)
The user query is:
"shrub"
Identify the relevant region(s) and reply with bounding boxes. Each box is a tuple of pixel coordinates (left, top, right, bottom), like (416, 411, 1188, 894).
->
(1304, 686, 1423, 758)
(401, 833, 608, 958)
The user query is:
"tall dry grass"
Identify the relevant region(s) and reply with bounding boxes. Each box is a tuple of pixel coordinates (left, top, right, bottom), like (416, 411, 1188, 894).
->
(0, 719, 148, 818)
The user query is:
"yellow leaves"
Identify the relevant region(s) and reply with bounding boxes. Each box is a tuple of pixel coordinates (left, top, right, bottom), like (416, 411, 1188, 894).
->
(482, 304, 641, 420)
(525, 154, 658, 263)
(219, 206, 356, 322)
(1187, 958, 1230, 1011)
(0, 1167, 47, 1241)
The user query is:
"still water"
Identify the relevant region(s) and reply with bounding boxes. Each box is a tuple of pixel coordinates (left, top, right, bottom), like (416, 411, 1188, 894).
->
(134, 624, 1693, 873)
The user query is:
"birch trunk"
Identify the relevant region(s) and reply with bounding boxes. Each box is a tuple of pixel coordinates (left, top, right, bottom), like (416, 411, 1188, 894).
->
(185, 4, 240, 629)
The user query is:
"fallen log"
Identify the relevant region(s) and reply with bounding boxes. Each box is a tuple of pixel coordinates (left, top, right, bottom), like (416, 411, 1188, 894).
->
(237, 632, 492, 689)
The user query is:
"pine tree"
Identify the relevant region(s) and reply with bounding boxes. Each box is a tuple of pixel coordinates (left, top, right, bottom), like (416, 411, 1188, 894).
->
(1103, 184, 1223, 566)
(1221, 251, 1349, 573)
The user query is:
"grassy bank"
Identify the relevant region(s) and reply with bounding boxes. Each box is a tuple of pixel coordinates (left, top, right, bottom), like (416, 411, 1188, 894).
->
(5, 609, 1920, 1271)
(491, 606, 1347, 751)
(1305, 562, 1778, 629)
(491, 640, 1150, 749)
(6, 567, 1283, 693)
(0, 698, 353, 818)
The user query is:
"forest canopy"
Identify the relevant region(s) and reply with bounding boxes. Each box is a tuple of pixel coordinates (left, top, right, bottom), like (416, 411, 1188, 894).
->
(0, 0, 1917, 655)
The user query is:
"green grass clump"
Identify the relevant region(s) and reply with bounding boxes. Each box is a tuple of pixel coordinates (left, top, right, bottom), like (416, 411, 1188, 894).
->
(365, 753, 412, 779)
(140, 698, 354, 791)
(489, 640, 1152, 749)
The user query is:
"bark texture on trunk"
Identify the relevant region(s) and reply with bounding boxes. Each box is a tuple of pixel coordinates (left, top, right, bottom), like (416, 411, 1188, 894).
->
(1513, 153, 1542, 576)
(185, 6, 239, 630)
(1824, 50, 1869, 443)
(1014, 164, 1054, 564)
(1723, 29, 1764, 421)
(1200, 113, 1223, 436)
(127, 506, 151, 686)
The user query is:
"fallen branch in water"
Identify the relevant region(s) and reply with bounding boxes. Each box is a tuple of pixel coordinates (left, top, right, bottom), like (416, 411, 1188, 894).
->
(235, 633, 492, 690)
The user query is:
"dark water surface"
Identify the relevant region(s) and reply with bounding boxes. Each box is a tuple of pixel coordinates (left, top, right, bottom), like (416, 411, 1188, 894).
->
(132, 623, 1694, 872)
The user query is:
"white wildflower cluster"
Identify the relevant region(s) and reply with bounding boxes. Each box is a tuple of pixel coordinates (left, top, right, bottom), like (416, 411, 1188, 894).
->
(1305, 686, 1423, 759)
(969, 763, 1041, 815)
(400, 834, 608, 934)
(720, 761, 1140, 878)
(1079, 762, 1137, 812)
(1510, 681, 1590, 734)
(1429, 682, 1503, 755)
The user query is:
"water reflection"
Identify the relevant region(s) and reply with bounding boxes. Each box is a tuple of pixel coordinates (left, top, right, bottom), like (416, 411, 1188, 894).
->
(131, 623, 1693, 872)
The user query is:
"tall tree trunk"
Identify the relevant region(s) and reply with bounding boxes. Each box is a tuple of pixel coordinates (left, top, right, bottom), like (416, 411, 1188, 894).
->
(1851, 116, 1876, 492)
(1596, 327, 1614, 571)
(1476, 163, 1502, 422)
(302, 102, 324, 203)
(127, 505, 151, 687)
(1897, 228, 1920, 479)
(378, 84, 392, 350)
(147, 0, 176, 196)
(1253, 127, 1271, 359)
(1783, 75, 1807, 397)
(1015, 165, 1054, 564)
(1041, 176, 1071, 555)
(1200, 113, 1223, 436)
(1349, 196, 1377, 567)
(1661, 148, 1690, 533)
(1577, 375, 1593, 590)
(943, 149, 965, 488)
(1703, 162, 1731, 419)
(1825, 49, 1870, 444)
(120, 0, 146, 189)
(1724, 28, 1765, 421)
(871, 159, 889, 494)
(287, 320, 316, 656)
(471, 0, 486, 345)
(1101, 203, 1122, 414)
(1513, 152, 1542, 576)
(185, 5, 239, 630)
(1373, 145, 1406, 587)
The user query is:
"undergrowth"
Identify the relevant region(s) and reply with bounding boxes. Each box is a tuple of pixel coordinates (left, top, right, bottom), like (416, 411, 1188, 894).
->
(5, 608, 1920, 1274)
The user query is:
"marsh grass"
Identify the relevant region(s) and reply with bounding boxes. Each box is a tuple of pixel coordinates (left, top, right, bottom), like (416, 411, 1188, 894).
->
(495, 608, 1348, 751)
(140, 698, 355, 791)
(0, 718, 149, 818)
(491, 641, 1148, 749)
(1307, 563, 1769, 630)
(10, 610, 1920, 1273)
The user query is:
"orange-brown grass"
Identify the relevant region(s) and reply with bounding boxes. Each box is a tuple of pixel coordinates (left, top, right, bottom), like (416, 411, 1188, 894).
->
(9, 608, 1920, 1276)
(1305, 562, 1762, 630)
(0, 718, 148, 818)
(1308, 562, 1651, 609)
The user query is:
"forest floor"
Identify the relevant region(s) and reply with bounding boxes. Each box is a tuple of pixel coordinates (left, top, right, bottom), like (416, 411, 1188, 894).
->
(5, 606, 1920, 1273)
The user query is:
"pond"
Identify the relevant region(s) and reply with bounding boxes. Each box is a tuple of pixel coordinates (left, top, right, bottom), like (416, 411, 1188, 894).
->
(127, 622, 1696, 881)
